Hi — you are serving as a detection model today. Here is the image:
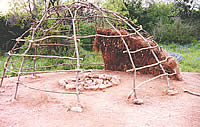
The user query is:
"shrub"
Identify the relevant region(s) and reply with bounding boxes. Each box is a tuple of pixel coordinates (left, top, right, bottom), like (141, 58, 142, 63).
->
(154, 18, 196, 44)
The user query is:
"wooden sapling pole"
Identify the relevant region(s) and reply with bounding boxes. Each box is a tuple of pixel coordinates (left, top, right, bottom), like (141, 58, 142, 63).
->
(12, 28, 32, 50)
(112, 12, 171, 96)
(71, 6, 81, 104)
(33, 45, 38, 76)
(5, 69, 82, 75)
(8, 53, 82, 60)
(123, 45, 159, 54)
(0, 56, 11, 87)
(20, 82, 83, 95)
(97, 7, 138, 99)
(127, 56, 173, 72)
(33, 44, 73, 47)
(10, 57, 15, 70)
(106, 23, 136, 97)
(135, 72, 176, 89)
(128, 72, 177, 99)
(0, 29, 33, 86)
(13, 12, 45, 99)
(14, 42, 33, 99)
(183, 88, 200, 96)
(23, 63, 103, 70)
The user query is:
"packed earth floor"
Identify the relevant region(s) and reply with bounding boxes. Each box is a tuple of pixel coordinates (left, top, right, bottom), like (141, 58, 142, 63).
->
(0, 70, 200, 127)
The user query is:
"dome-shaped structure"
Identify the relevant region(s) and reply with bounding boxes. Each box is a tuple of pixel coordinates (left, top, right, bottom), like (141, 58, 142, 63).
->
(0, 1, 182, 105)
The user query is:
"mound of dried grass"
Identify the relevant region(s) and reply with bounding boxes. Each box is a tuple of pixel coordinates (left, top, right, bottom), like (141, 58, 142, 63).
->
(93, 28, 183, 80)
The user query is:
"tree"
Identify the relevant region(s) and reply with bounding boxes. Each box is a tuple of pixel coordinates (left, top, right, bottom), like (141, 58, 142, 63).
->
(103, 0, 129, 16)
(0, 15, 25, 52)
(123, 0, 174, 33)
(174, 0, 200, 19)
(172, 0, 200, 41)
(0, 0, 46, 52)
(123, 0, 143, 22)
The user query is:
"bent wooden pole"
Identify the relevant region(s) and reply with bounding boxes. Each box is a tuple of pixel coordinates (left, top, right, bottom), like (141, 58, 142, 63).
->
(0, 56, 11, 87)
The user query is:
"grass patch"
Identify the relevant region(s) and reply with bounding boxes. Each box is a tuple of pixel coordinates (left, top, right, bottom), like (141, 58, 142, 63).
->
(1, 41, 200, 77)
(160, 41, 200, 72)
(0, 47, 104, 77)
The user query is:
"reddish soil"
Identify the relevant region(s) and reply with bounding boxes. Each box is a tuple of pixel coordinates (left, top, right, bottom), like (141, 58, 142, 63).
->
(0, 70, 200, 127)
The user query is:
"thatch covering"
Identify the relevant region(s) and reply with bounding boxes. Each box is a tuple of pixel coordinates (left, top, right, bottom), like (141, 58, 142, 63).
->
(93, 28, 183, 80)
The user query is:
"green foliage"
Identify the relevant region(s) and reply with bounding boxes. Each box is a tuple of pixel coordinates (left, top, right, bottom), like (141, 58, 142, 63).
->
(123, 0, 144, 24)
(79, 21, 96, 50)
(154, 18, 196, 43)
(124, 1, 175, 32)
(174, 0, 200, 19)
(122, 0, 200, 43)
(0, 15, 26, 52)
(103, 0, 129, 16)
(161, 41, 200, 72)
(0, 47, 104, 77)
(0, 0, 45, 52)
(142, 2, 174, 32)
(1, 0, 200, 55)
(1, 41, 200, 78)
(62, 0, 75, 4)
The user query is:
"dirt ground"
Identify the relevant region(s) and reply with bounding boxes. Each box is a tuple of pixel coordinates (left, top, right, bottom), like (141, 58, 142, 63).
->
(0, 70, 200, 127)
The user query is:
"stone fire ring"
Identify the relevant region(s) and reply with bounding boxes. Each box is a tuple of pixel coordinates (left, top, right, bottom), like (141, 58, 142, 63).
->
(58, 73, 120, 91)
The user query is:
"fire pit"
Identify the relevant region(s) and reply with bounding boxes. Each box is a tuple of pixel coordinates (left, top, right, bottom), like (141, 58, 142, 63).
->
(58, 73, 120, 91)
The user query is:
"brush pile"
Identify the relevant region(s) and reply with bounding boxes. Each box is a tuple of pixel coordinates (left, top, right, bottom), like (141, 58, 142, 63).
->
(58, 73, 120, 90)
(93, 28, 183, 80)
